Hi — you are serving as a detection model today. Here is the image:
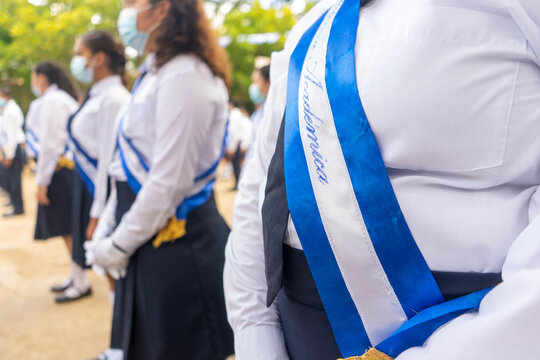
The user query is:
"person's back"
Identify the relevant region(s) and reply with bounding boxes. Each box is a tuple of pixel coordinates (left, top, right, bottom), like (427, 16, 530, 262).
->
(225, 0, 540, 359)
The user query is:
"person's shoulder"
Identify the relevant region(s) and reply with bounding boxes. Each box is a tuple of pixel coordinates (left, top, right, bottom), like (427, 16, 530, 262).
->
(284, 0, 337, 51)
(159, 54, 227, 97)
(45, 88, 77, 108)
(102, 83, 131, 108)
(159, 54, 200, 80)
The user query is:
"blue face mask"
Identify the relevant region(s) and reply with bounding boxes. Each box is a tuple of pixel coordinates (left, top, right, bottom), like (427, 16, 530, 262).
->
(31, 86, 42, 97)
(249, 84, 265, 105)
(70, 55, 94, 84)
(117, 6, 160, 55)
(0, 98, 7, 108)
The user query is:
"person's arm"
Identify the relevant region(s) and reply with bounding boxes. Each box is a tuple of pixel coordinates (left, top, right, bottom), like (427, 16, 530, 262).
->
(2, 105, 19, 164)
(87, 97, 127, 239)
(110, 71, 220, 254)
(398, 186, 540, 359)
(92, 183, 118, 242)
(224, 62, 290, 360)
(223, 3, 336, 357)
(35, 98, 71, 186)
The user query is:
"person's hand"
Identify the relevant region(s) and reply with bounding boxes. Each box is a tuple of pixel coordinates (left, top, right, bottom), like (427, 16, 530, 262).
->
(84, 237, 129, 279)
(3, 159, 12, 168)
(36, 185, 50, 206)
(86, 217, 99, 241)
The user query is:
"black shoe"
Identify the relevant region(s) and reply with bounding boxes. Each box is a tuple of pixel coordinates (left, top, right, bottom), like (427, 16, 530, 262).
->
(3, 210, 23, 218)
(50, 279, 73, 293)
(55, 287, 92, 303)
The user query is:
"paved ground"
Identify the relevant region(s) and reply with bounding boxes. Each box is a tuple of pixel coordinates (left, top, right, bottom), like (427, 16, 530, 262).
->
(0, 167, 237, 360)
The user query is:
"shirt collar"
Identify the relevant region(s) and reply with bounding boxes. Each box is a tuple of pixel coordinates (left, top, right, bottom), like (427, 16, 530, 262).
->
(89, 75, 122, 97)
(44, 83, 59, 95)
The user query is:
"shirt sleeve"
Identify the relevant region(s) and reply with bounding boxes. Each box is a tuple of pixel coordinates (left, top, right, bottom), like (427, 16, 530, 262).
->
(397, 186, 540, 359)
(111, 71, 222, 254)
(2, 106, 20, 160)
(223, 3, 336, 357)
(93, 183, 118, 241)
(90, 97, 126, 219)
(223, 56, 291, 360)
(36, 98, 72, 186)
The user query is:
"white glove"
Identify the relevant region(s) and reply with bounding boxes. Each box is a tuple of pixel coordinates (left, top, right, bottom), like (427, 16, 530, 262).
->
(84, 237, 129, 279)
(92, 264, 106, 276)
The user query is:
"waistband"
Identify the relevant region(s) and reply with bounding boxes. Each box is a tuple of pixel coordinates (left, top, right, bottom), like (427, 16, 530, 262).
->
(114, 181, 218, 229)
(282, 244, 501, 310)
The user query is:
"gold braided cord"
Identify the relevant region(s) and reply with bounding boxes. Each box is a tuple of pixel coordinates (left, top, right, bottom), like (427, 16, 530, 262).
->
(340, 348, 393, 360)
(152, 217, 187, 248)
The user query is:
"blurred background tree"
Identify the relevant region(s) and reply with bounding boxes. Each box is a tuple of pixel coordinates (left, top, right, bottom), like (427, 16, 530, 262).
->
(0, 0, 122, 111)
(220, 1, 297, 112)
(0, 0, 311, 113)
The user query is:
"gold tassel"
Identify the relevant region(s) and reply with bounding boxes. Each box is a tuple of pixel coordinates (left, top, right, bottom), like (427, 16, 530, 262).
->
(340, 348, 393, 360)
(152, 217, 187, 248)
(56, 155, 75, 172)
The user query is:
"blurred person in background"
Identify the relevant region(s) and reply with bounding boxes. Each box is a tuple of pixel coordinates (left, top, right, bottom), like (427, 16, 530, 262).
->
(61, 30, 131, 304)
(225, 101, 252, 191)
(0, 86, 25, 217)
(28, 61, 79, 300)
(249, 64, 270, 137)
(85, 0, 234, 358)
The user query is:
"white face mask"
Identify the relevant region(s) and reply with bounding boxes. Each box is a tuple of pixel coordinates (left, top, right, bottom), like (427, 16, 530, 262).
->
(117, 5, 161, 55)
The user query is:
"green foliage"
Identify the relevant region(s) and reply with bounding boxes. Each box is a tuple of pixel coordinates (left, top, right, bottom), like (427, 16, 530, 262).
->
(220, 1, 297, 112)
(0, 0, 121, 111)
(0, 0, 309, 113)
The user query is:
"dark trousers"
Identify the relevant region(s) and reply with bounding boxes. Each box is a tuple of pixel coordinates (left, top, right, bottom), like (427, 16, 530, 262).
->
(2, 145, 24, 213)
(231, 144, 245, 189)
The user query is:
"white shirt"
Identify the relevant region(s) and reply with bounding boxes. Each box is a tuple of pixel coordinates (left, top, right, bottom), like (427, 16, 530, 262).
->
(224, 0, 540, 359)
(70, 75, 130, 219)
(100, 54, 229, 254)
(33, 84, 79, 186)
(227, 107, 253, 153)
(0, 99, 25, 160)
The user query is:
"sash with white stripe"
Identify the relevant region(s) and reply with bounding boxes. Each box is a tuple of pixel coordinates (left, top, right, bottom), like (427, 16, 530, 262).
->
(67, 104, 98, 197)
(25, 128, 40, 159)
(116, 73, 227, 245)
(283, 0, 491, 357)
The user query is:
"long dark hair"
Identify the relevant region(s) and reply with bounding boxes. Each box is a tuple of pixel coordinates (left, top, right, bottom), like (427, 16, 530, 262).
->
(150, 0, 231, 87)
(34, 61, 78, 100)
(80, 30, 127, 85)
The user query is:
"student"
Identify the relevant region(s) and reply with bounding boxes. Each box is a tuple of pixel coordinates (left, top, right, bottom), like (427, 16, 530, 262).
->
(29, 61, 79, 298)
(248, 64, 270, 135)
(225, 102, 252, 191)
(0, 86, 25, 217)
(224, 0, 540, 359)
(59, 31, 131, 303)
(86, 0, 234, 358)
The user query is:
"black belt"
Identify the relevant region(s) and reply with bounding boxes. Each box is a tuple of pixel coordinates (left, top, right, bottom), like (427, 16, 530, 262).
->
(282, 244, 501, 310)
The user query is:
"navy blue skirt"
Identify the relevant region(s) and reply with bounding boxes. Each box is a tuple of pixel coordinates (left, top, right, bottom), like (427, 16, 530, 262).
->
(34, 168, 74, 240)
(278, 245, 503, 359)
(71, 170, 93, 268)
(110, 182, 234, 360)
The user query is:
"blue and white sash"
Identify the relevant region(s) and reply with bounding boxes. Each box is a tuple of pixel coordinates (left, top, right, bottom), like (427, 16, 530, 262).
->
(116, 73, 227, 246)
(67, 98, 98, 197)
(25, 127, 40, 159)
(283, 0, 491, 358)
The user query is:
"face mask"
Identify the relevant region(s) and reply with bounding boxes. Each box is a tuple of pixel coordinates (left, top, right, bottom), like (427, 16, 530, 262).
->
(31, 85, 42, 97)
(70, 55, 94, 84)
(118, 6, 161, 54)
(249, 84, 265, 105)
(0, 98, 6, 108)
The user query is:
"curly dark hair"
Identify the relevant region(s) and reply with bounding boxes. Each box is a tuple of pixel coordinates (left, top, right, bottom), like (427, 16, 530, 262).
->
(81, 30, 127, 85)
(150, 0, 231, 87)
